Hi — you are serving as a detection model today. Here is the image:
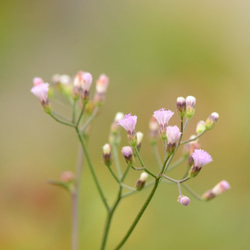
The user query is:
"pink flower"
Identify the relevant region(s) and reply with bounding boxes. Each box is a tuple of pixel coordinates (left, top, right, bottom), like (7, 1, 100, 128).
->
(166, 125, 181, 145)
(177, 195, 190, 206)
(153, 108, 174, 136)
(96, 74, 109, 94)
(31, 82, 49, 106)
(212, 180, 230, 195)
(33, 77, 44, 86)
(118, 113, 137, 136)
(192, 149, 212, 168)
(73, 71, 93, 99)
(122, 146, 134, 166)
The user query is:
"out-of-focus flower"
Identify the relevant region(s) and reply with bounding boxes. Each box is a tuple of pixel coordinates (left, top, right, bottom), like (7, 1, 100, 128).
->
(176, 97, 186, 117)
(205, 112, 219, 130)
(103, 143, 112, 167)
(177, 195, 190, 206)
(186, 96, 196, 118)
(136, 172, 149, 191)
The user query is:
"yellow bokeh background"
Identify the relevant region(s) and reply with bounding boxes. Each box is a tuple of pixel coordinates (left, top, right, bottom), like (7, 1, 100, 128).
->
(0, 0, 249, 249)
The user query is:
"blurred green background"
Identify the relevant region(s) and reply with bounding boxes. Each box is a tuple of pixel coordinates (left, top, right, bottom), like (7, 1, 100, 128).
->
(0, 0, 249, 249)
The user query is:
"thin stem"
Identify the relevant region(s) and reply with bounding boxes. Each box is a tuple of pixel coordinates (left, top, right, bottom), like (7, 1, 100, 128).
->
(183, 118, 189, 131)
(76, 101, 87, 127)
(133, 146, 157, 178)
(132, 166, 145, 171)
(72, 100, 77, 123)
(107, 166, 120, 184)
(76, 127, 109, 210)
(121, 183, 136, 191)
(177, 182, 182, 196)
(152, 144, 162, 169)
(115, 178, 160, 250)
(71, 145, 84, 250)
(80, 107, 99, 132)
(167, 155, 188, 172)
(53, 111, 72, 122)
(163, 140, 167, 161)
(161, 174, 189, 184)
(180, 130, 207, 145)
(181, 183, 203, 200)
(49, 112, 75, 127)
(112, 141, 122, 179)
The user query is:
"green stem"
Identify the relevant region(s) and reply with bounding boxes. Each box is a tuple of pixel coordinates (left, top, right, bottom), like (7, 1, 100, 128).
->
(72, 100, 77, 123)
(133, 146, 157, 178)
(161, 175, 189, 184)
(49, 112, 75, 127)
(76, 101, 87, 127)
(181, 183, 203, 200)
(107, 166, 120, 184)
(163, 140, 167, 161)
(112, 141, 122, 179)
(180, 130, 207, 145)
(115, 178, 160, 250)
(80, 107, 99, 132)
(76, 127, 109, 210)
(152, 144, 162, 169)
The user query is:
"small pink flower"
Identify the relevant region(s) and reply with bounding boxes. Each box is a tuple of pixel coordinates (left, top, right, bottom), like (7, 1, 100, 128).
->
(74, 71, 93, 92)
(33, 77, 44, 86)
(166, 125, 181, 145)
(177, 195, 190, 206)
(118, 113, 137, 136)
(212, 180, 230, 195)
(96, 74, 109, 94)
(153, 108, 174, 135)
(192, 149, 213, 168)
(122, 146, 134, 165)
(31, 82, 49, 106)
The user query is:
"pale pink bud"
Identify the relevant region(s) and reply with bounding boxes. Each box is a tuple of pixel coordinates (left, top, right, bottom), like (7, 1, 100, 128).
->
(33, 77, 44, 86)
(61, 171, 74, 182)
(122, 146, 134, 166)
(186, 96, 196, 118)
(136, 172, 149, 191)
(166, 126, 181, 154)
(176, 97, 186, 117)
(177, 195, 190, 206)
(196, 120, 206, 134)
(103, 144, 112, 166)
(205, 112, 219, 130)
(149, 116, 159, 144)
(212, 180, 230, 195)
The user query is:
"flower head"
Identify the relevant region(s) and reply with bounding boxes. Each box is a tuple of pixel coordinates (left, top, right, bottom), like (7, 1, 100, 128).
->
(122, 146, 134, 166)
(189, 149, 212, 177)
(205, 112, 219, 130)
(94, 74, 109, 104)
(177, 195, 190, 206)
(118, 113, 137, 145)
(153, 108, 174, 138)
(166, 126, 181, 153)
(73, 71, 93, 100)
(31, 82, 51, 112)
(103, 143, 112, 167)
(176, 97, 186, 117)
(33, 77, 44, 86)
(149, 116, 159, 144)
(61, 171, 74, 183)
(212, 180, 230, 195)
(136, 172, 149, 191)
(196, 120, 206, 134)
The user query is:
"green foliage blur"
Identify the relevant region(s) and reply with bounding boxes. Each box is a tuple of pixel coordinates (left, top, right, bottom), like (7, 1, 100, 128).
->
(0, 0, 249, 249)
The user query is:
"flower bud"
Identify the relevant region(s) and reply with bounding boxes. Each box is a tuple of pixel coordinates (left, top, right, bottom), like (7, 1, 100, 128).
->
(185, 96, 196, 118)
(103, 144, 112, 167)
(166, 126, 181, 154)
(149, 116, 159, 145)
(94, 74, 109, 105)
(177, 195, 190, 206)
(205, 112, 219, 130)
(136, 132, 144, 151)
(202, 180, 230, 201)
(136, 172, 149, 191)
(176, 97, 186, 117)
(196, 120, 206, 134)
(33, 77, 44, 86)
(122, 146, 134, 166)
(61, 171, 75, 183)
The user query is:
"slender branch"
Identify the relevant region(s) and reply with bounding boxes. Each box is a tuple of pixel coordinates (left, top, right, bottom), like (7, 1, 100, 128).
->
(180, 130, 207, 145)
(152, 144, 162, 169)
(133, 146, 157, 178)
(163, 140, 167, 161)
(53, 111, 72, 122)
(181, 183, 203, 200)
(107, 166, 120, 184)
(115, 178, 160, 250)
(76, 101, 87, 127)
(161, 175, 189, 184)
(76, 127, 109, 210)
(49, 112, 75, 127)
(132, 166, 145, 171)
(80, 107, 99, 132)
(72, 100, 77, 123)
(112, 141, 122, 179)
(177, 182, 182, 196)
(183, 118, 189, 131)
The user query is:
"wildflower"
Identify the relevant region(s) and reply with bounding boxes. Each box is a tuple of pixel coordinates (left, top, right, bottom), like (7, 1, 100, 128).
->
(136, 172, 149, 191)
(73, 71, 93, 100)
(202, 180, 230, 201)
(94, 74, 109, 105)
(149, 116, 159, 144)
(196, 120, 206, 134)
(177, 195, 190, 206)
(189, 149, 212, 178)
(153, 108, 174, 139)
(166, 126, 181, 154)
(33, 77, 44, 86)
(103, 144, 112, 167)
(186, 96, 196, 118)
(31, 82, 51, 113)
(118, 113, 137, 145)
(205, 112, 219, 130)
(122, 146, 134, 166)
(176, 97, 186, 117)
(136, 132, 144, 151)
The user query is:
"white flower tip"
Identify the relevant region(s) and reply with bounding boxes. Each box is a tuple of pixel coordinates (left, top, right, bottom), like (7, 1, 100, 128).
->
(139, 172, 149, 182)
(103, 144, 111, 155)
(136, 132, 144, 144)
(114, 112, 124, 121)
